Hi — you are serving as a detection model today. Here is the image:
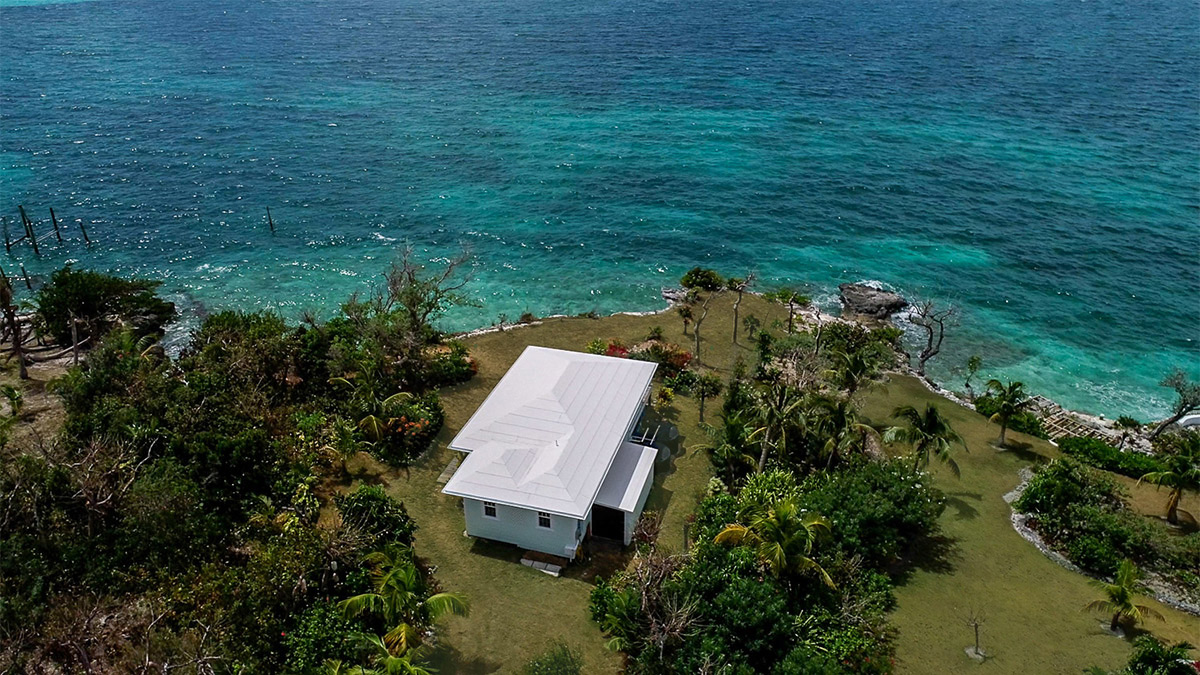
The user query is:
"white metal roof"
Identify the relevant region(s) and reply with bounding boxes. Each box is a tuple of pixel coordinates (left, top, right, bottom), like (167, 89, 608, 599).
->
(442, 346, 657, 519)
(594, 442, 657, 513)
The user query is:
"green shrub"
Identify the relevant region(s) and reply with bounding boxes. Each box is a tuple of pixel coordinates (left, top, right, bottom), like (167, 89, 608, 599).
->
(1059, 436, 1165, 478)
(974, 395, 1049, 439)
(335, 484, 417, 547)
(796, 460, 945, 571)
(34, 266, 176, 344)
(284, 601, 361, 673)
(817, 323, 902, 370)
(367, 393, 446, 465)
(523, 641, 584, 675)
(1016, 458, 1198, 579)
(424, 340, 477, 387)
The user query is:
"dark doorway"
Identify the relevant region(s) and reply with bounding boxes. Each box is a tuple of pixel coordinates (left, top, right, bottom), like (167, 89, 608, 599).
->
(591, 505, 625, 542)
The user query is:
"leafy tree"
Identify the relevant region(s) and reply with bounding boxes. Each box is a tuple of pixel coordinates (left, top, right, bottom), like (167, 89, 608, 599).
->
(34, 265, 176, 344)
(884, 404, 966, 477)
(714, 498, 834, 586)
(339, 545, 468, 654)
(1151, 368, 1200, 439)
(797, 459, 945, 570)
(1137, 435, 1199, 525)
(693, 372, 724, 423)
(1083, 559, 1163, 632)
(680, 267, 724, 292)
(983, 379, 1033, 447)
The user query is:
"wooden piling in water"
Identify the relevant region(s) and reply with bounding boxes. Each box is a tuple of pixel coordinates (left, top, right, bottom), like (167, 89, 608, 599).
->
(18, 207, 39, 255)
(267, 207, 275, 233)
(49, 208, 62, 242)
(79, 220, 92, 245)
(19, 265, 31, 290)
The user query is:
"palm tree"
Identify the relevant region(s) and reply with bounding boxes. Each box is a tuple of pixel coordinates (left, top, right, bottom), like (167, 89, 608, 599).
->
(693, 372, 724, 423)
(350, 634, 435, 675)
(693, 417, 757, 487)
(748, 381, 805, 472)
(984, 379, 1032, 447)
(1125, 635, 1197, 675)
(1083, 559, 1164, 633)
(884, 404, 967, 477)
(714, 498, 834, 587)
(811, 395, 874, 469)
(340, 545, 468, 654)
(829, 350, 878, 398)
(1137, 441, 1199, 526)
(330, 375, 414, 445)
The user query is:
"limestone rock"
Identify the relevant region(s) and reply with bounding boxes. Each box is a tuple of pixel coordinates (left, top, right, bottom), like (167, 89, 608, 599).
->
(838, 283, 907, 319)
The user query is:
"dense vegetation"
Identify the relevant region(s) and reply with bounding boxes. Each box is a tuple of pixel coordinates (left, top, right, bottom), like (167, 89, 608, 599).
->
(0, 256, 475, 672)
(1014, 458, 1199, 603)
(586, 269, 950, 674)
(1059, 437, 1166, 478)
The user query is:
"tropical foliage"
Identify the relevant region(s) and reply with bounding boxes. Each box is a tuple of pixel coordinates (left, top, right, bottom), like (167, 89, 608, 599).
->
(0, 255, 474, 671)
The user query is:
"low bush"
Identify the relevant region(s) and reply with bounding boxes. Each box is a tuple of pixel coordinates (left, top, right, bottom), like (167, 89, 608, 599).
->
(424, 340, 477, 387)
(974, 395, 1049, 439)
(1059, 436, 1164, 478)
(335, 484, 417, 547)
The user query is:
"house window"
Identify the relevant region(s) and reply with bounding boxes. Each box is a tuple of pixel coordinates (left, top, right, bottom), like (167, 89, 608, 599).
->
(483, 501, 497, 518)
(537, 511, 552, 529)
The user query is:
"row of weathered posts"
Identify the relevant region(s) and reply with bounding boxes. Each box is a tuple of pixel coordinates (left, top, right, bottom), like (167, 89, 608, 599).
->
(3, 205, 282, 255)
(3, 205, 91, 255)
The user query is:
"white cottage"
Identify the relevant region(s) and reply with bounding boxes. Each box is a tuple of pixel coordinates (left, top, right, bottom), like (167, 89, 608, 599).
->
(442, 346, 658, 559)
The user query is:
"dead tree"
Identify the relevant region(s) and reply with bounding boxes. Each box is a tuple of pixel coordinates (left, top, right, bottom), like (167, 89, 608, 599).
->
(728, 272, 755, 343)
(910, 300, 957, 378)
(0, 277, 28, 379)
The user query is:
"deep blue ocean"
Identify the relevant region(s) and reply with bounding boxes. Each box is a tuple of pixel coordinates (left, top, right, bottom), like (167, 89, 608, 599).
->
(1, 0, 1197, 419)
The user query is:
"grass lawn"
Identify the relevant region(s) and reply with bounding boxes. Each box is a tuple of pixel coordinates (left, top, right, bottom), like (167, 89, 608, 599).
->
(860, 376, 1200, 674)
(332, 293, 1198, 674)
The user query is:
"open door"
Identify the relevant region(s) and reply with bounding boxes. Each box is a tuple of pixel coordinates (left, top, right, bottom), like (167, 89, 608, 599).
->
(591, 505, 625, 543)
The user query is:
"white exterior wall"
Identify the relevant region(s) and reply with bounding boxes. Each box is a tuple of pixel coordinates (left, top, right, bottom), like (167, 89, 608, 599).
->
(622, 462, 656, 545)
(463, 497, 585, 558)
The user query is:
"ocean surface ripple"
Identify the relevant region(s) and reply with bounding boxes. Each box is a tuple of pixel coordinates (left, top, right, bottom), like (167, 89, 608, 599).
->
(1, 0, 1197, 419)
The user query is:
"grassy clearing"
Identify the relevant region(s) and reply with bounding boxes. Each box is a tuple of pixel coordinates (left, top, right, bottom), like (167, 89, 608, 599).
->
(338, 294, 787, 673)
(323, 292, 1197, 674)
(860, 377, 1199, 674)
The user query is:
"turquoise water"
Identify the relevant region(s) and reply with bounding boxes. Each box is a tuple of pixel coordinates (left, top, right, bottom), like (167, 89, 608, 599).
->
(1, 0, 1197, 420)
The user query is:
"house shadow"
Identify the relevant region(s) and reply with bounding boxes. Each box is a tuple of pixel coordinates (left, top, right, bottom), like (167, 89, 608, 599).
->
(891, 533, 961, 584)
(566, 540, 634, 584)
(944, 491, 983, 521)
